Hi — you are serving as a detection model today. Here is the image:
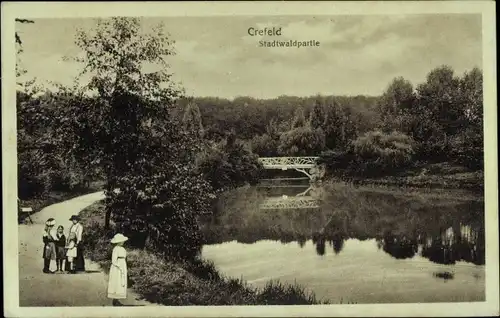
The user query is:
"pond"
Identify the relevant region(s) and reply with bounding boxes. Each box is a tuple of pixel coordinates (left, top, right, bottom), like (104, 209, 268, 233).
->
(200, 181, 485, 304)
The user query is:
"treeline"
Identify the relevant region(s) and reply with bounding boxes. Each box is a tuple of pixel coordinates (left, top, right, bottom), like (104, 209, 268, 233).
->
(175, 95, 378, 141)
(18, 65, 483, 205)
(174, 65, 483, 179)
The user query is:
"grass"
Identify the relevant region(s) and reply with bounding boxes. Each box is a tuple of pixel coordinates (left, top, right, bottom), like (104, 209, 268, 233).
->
(326, 162, 483, 193)
(79, 201, 330, 305)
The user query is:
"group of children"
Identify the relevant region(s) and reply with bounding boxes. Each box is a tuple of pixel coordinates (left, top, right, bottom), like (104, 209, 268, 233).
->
(55, 225, 78, 272)
(42, 217, 81, 273)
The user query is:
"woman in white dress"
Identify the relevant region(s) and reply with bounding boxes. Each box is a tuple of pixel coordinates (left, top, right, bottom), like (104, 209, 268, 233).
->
(107, 233, 128, 306)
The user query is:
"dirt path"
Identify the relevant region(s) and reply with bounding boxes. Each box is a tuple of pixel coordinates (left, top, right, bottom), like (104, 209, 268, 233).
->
(18, 191, 155, 307)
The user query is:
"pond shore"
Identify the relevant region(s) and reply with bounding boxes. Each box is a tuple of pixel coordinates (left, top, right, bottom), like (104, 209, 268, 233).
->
(79, 201, 329, 305)
(323, 162, 483, 193)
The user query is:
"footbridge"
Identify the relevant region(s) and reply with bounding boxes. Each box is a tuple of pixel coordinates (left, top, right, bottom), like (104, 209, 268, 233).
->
(258, 157, 323, 180)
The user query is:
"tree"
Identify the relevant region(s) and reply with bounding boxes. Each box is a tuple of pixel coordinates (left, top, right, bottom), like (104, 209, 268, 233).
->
(278, 126, 326, 156)
(182, 101, 204, 139)
(459, 67, 483, 125)
(377, 77, 415, 132)
(415, 66, 462, 134)
(322, 101, 357, 150)
(17, 86, 93, 198)
(309, 98, 325, 129)
(291, 107, 307, 129)
(405, 65, 465, 161)
(74, 17, 213, 259)
(250, 133, 279, 157)
(449, 67, 483, 169)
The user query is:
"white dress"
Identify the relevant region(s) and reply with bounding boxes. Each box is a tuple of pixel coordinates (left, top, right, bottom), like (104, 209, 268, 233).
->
(107, 246, 127, 299)
(66, 241, 77, 261)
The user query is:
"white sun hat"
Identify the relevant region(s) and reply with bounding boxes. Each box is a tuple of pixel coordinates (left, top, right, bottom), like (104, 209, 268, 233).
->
(110, 233, 128, 244)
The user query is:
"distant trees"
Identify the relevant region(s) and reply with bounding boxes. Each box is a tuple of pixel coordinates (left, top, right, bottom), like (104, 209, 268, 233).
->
(189, 95, 379, 150)
(377, 66, 483, 168)
(18, 61, 483, 206)
(317, 65, 483, 176)
(179, 66, 483, 177)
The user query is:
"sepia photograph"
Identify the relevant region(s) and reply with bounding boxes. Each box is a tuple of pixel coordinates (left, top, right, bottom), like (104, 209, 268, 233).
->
(2, 1, 498, 317)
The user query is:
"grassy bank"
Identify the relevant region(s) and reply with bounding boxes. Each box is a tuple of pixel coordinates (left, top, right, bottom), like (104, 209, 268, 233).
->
(325, 162, 483, 192)
(17, 180, 105, 224)
(80, 201, 328, 305)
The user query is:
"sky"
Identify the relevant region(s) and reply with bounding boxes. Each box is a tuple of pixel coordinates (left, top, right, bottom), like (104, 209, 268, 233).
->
(15, 14, 482, 99)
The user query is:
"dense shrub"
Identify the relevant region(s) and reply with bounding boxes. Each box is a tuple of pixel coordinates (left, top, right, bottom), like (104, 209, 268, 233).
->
(278, 126, 326, 156)
(318, 150, 354, 175)
(448, 126, 483, 170)
(196, 135, 263, 192)
(350, 130, 415, 177)
(250, 133, 280, 157)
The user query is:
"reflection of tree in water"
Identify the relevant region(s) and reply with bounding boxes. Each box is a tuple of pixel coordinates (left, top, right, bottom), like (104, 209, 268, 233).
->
(297, 234, 307, 248)
(378, 233, 418, 259)
(310, 211, 348, 256)
(330, 233, 345, 254)
(421, 237, 457, 265)
(202, 185, 485, 265)
(312, 232, 326, 256)
(310, 231, 346, 256)
(279, 232, 296, 244)
(420, 224, 485, 265)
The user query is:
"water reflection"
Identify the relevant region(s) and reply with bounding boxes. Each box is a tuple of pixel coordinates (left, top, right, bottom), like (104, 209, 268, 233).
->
(379, 234, 418, 259)
(420, 224, 485, 265)
(200, 183, 485, 266)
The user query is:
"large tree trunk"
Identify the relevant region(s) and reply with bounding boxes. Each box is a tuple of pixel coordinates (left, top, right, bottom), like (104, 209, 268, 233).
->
(104, 209, 112, 230)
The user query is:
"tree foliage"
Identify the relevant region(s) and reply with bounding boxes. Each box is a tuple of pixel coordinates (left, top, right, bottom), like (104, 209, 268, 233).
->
(182, 101, 205, 139)
(377, 77, 415, 132)
(197, 134, 263, 192)
(278, 126, 326, 156)
(350, 130, 415, 177)
(73, 17, 213, 258)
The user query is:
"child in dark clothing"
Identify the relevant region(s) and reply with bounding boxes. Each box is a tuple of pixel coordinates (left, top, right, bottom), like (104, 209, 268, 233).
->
(55, 225, 66, 272)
